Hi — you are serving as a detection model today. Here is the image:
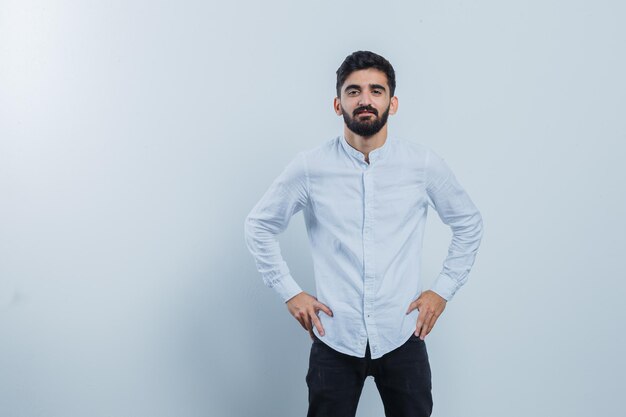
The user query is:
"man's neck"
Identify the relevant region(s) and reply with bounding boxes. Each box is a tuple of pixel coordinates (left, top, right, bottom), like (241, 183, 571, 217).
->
(343, 125, 388, 164)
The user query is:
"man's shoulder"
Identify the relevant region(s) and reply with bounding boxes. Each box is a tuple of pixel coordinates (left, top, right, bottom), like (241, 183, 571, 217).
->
(294, 136, 341, 164)
(302, 136, 339, 156)
(391, 137, 436, 158)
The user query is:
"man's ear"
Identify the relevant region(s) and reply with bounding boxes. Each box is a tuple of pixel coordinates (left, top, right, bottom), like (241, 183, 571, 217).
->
(333, 97, 343, 116)
(389, 96, 399, 116)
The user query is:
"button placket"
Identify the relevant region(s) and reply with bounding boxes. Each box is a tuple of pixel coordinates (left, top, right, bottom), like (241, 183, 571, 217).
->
(362, 166, 379, 354)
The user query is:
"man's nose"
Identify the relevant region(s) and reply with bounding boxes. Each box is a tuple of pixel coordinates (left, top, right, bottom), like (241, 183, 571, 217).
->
(357, 91, 373, 106)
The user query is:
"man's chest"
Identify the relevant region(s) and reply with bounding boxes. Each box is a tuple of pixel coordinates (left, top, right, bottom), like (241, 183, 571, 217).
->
(308, 164, 428, 227)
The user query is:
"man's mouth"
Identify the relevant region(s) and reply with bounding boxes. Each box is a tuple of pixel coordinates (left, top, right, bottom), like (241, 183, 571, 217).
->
(356, 110, 376, 116)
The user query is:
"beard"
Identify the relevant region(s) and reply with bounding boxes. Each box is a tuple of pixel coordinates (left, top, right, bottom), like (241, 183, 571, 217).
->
(342, 103, 391, 137)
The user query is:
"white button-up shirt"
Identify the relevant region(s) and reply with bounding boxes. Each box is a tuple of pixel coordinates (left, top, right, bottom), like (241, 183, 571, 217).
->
(244, 135, 483, 358)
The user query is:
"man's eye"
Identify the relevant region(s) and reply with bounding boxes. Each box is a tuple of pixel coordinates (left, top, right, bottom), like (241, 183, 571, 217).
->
(373, 90, 382, 95)
(347, 90, 358, 95)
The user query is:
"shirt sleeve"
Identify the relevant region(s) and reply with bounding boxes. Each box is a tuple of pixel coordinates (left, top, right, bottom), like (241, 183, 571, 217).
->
(425, 148, 484, 301)
(244, 152, 309, 302)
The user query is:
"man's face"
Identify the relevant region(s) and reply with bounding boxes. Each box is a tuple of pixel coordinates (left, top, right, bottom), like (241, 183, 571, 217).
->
(334, 68, 398, 137)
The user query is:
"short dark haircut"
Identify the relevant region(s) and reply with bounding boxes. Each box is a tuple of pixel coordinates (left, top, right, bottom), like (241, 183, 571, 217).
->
(336, 51, 396, 97)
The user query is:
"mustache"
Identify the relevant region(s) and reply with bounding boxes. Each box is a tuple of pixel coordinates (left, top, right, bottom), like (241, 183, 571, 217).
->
(353, 106, 378, 116)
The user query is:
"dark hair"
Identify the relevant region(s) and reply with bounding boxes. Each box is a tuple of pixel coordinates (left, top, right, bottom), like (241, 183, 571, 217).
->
(336, 51, 396, 97)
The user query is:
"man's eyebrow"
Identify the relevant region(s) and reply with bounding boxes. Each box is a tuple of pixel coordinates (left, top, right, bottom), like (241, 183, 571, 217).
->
(370, 84, 387, 91)
(344, 83, 387, 92)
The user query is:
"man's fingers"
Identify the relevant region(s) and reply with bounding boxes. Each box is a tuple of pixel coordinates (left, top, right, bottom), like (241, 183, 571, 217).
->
(296, 312, 308, 330)
(416, 310, 433, 338)
(406, 301, 415, 314)
(311, 311, 325, 336)
(424, 322, 435, 337)
(304, 314, 313, 331)
(406, 299, 421, 314)
(414, 310, 424, 336)
(296, 310, 312, 331)
(419, 309, 441, 339)
(420, 315, 432, 338)
(315, 302, 333, 317)
(425, 315, 438, 336)
(408, 292, 447, 339)
(299, 320, 307, 331)
(422, 316, 437, 338)
(289, 295, 333, 338)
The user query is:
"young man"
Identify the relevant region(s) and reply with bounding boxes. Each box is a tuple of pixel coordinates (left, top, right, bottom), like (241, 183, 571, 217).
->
(244, 51, 484, 417)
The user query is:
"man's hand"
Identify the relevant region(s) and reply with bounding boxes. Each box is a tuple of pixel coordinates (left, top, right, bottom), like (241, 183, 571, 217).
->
(286, 292, 333, 340)
(406, 290, 447, 340)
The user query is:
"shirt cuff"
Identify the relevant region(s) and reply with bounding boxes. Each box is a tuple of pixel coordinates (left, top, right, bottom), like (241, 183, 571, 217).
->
(270, 274, 303, 303)
(430, 273, 459, 302)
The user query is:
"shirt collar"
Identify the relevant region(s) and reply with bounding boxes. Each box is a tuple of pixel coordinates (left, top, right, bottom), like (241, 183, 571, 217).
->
(340, 134, 394, 165)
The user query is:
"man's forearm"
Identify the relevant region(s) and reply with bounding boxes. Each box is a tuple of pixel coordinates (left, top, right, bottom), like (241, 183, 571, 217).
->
(244, 215, 303, 302)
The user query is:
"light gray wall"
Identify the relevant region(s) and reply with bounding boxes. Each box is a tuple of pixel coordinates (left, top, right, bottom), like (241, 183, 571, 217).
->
(1, 1, 624, 416)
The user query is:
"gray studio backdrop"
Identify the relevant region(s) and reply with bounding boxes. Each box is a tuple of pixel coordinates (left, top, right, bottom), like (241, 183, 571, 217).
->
(1, 1, 624, 416)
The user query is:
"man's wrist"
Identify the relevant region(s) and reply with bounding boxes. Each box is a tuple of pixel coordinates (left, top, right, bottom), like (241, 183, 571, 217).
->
(285, 290, 304, 304)
(430, 274, 457, 302)
(273, 275, 302, 303)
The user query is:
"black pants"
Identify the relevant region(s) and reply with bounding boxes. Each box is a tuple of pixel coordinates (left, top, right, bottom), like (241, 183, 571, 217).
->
(306, 334, 433, 417)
